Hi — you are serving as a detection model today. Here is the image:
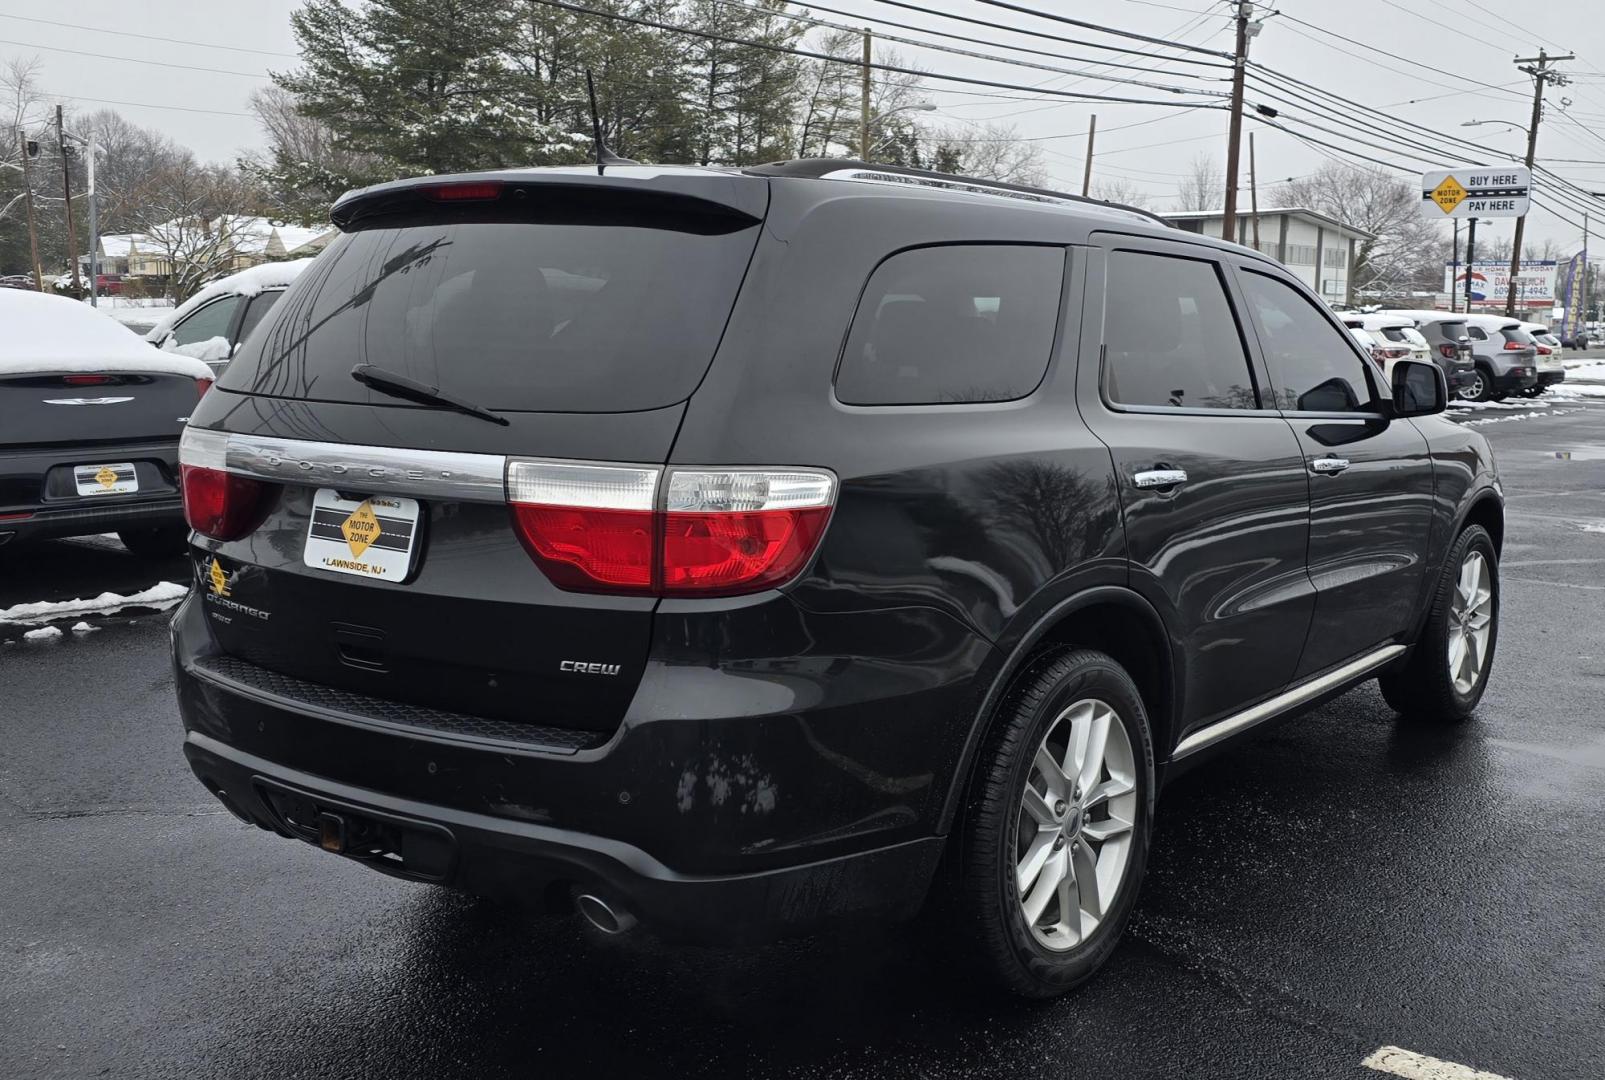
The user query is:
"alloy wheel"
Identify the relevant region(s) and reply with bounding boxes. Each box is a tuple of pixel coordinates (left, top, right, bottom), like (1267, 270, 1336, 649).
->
(1447, 550, 1494, 694)
(1015, 698, 1137, 951)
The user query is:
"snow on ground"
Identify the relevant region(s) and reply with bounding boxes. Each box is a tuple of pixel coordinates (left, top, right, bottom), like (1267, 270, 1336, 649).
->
(96, 298, 175, 336)
(0, 581, 188, 628)
(1548, 383, 1605, 399)
(1579, 523, 1605, 534)
(1, 291, 211, 379)
(22, 626, 63, 642)
(1456, 406, 1591, 427)
(1448, 398, 1554, 412)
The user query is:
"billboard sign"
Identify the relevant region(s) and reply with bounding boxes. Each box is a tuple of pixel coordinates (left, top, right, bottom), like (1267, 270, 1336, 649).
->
(1421, 167, 1531, 219)
(1443, 260, 1557, 307)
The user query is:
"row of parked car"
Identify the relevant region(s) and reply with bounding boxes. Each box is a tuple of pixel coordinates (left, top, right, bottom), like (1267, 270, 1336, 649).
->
(1338, 310, 1566, 402)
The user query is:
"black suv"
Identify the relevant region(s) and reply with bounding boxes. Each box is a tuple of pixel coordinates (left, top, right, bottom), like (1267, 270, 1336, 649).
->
(172, 161, 1503, 997)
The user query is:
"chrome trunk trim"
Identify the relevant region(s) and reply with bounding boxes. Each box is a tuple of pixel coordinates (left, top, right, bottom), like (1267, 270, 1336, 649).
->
(199, 430, 509, 504)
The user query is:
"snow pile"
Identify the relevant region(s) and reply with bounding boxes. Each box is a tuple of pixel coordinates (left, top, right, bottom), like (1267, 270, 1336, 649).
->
(146, 258, 315, 342)
(0, 291, 211, 379)
(1448, 398, 1553, 412)
(162, 335, 232, 363)
(70, 621, 100, 633)
(0, 581, 188, 627)
(22, 626, 63, 642)
(1548, 383, 1605, 399)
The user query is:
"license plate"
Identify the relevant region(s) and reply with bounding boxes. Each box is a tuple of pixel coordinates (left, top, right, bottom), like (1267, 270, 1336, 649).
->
(303, 488, 421, 582)
(74, 462, 138, 496)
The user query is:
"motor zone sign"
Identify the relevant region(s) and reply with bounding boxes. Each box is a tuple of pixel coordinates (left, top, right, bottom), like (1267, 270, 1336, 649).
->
(1420, 167, 1531, 219)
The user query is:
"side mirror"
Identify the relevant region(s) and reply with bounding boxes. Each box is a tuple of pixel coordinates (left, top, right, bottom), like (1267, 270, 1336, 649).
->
(1391, 359, 1447, 417)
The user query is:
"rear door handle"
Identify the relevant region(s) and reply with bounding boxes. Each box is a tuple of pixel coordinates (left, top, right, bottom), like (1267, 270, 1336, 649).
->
(1133, 468, 1188, 489)
(1310, 457, 1350, 475)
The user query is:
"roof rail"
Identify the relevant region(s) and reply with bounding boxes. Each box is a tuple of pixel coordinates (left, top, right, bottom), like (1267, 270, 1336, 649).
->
(745, 158, 1170, 226)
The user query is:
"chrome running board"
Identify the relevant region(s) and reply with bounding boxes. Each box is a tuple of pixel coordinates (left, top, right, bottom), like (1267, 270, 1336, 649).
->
(1171, 644, 1407, 760)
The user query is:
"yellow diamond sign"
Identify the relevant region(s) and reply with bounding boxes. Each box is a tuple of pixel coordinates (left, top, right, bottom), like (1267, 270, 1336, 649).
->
(340, 500, 383, 558)
(208, 557, 230, 597)
(1431, 175, 1468, 215)
(340, 500, 383, 561)
(95, 466, 118, 490)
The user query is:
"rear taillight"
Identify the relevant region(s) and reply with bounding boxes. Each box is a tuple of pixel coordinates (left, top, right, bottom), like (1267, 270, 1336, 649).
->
(662, 470, 835, 596)
(427, 181, 503, 201)
(195, 377, 214, 398)
(1537, 344, 1552, 355)
(1439, 344, 1457, 359)
(63, 374, 111, 385)
(179, 428, 272, 540)
(508, 461, 658, 593)
(507, 461, 836, 597)
(1503, 341, 1525, 350)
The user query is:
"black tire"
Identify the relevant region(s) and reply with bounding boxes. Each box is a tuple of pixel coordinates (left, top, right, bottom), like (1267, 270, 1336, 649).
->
(1466, 365, 1496, 402)
(950, 648, 1154, 998)
(1379, 524, 1499, 723)
(117, 524, 189, 558)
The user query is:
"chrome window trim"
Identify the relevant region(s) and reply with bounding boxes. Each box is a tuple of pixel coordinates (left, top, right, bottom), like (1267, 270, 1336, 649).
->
(213, 430, 510, 504)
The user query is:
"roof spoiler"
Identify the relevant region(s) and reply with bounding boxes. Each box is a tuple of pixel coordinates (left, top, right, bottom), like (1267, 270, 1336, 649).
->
(329, 170, 768, 232)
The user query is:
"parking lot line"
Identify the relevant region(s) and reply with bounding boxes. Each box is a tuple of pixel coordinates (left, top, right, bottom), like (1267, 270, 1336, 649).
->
(1362, 1046, 1514, 1080)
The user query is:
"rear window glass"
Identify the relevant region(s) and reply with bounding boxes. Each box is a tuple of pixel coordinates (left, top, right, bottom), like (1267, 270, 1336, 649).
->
(1499, 327, 1532, 344)
(220, 216, 760, 413)
(1433, 321, 1468, 339)
(835, 245, 1064, 405)
(1103, 250, 1259, 410)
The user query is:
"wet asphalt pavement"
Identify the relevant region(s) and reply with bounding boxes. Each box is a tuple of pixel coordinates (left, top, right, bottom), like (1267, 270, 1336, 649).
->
(3, 400, 1604, 1079)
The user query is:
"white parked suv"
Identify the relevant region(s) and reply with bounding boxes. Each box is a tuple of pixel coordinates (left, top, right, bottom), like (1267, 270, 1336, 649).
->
(146, 259, 314, 376)
(1518, 322, 1567, 396)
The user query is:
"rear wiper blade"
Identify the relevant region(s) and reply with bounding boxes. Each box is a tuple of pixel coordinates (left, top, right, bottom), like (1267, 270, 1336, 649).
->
(351, 364, 508, 426)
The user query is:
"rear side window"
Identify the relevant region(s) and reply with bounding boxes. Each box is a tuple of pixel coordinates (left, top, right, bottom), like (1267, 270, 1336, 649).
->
(1238, 270, 1374, 413)
(222, 212, 760, 413)
(1103, 250, 1258, 410)
(171, 296, 241, 347)
(835, 245, 1064, 405)
(234, 290, 283, 347)
(1466, 325, 1488, 341)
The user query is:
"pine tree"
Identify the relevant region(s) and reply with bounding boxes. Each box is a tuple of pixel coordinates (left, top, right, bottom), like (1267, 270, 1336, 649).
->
(276, 0, 580, 177)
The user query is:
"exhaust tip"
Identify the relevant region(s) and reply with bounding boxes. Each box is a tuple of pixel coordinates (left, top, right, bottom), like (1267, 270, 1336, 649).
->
(575, 892, 637, 935)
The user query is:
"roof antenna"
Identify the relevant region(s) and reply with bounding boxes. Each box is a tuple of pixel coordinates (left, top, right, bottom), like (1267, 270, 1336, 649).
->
(585, 69, 636, 175)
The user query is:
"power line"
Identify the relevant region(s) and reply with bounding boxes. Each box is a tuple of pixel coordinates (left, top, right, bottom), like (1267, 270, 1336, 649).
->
(861, 0, 1231, 68)
(520, 0, 1227, 110)
(35, 90, 254, 119)
(968, 0, 1234, 58)
(0, 36, 268, 79)
(706, 0, 1229, 97)
(0, 12, 299, 58)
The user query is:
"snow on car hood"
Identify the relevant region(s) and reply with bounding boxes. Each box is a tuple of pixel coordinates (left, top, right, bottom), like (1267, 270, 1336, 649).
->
(145, 257, 316, 342)
(0, 290, 212, 379)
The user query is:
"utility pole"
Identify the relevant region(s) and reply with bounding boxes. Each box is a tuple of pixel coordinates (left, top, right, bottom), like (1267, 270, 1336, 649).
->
(1583, 211, 1590, 331)
(85, 137, 99, 307)
(1505, 49, 1572, 316)
(1221, 0, 1253, 242)
(1451, 219, 1460, 312)
(1081, 114, 1097, 197)
(860, 28, 872, 162)
(1465, 217, 1477, 312)
(1248, 131, 1260, 251)
(17, 129, 43, 291)
(56, 104, 81, 299)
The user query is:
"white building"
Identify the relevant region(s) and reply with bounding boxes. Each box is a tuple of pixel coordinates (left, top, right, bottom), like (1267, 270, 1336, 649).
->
(1158, 207, 1375, 306)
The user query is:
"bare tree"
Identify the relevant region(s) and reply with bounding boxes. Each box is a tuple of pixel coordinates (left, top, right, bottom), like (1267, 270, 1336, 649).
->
(75, 110, 188, 233)
(131, 160, 260, 301)
(1092, 177, 1152, 209)
(1174, 152, 1223, 211)
(925, 123, 1047, 186)
(1275, 162, 1445, 296)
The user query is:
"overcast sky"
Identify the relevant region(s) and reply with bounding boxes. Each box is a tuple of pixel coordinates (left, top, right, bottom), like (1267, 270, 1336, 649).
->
(5, 0, 1604, 252)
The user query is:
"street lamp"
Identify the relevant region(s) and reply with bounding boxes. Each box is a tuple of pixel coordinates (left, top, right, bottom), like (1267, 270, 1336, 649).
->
(1461, 119, 1526, 133)
(867, 102, 938, 157)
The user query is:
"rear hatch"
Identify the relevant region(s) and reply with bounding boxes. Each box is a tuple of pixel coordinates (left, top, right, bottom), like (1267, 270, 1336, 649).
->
(1498, 325, 1538, 367)
(1, 371, 198, 507)
(190, 172, 768, 733)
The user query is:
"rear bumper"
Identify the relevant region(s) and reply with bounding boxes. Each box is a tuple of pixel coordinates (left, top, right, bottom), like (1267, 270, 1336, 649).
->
(1491, 367, 1538, 391)
(1537, 369, 1566, 387)
(182, 730, 942, 943)
(0, 439, 183, 543)
(170, 589, 982, 941)
(0, 496, 182, 545)
(1445, 365, 1477, 392)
